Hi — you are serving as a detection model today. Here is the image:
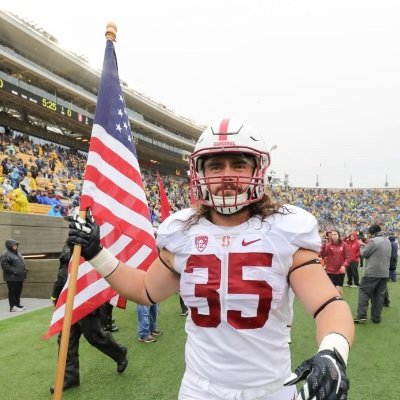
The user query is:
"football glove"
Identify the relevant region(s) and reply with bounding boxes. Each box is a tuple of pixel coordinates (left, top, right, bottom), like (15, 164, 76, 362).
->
(67, 208, 103, 261)
(284, 333, 350, 400)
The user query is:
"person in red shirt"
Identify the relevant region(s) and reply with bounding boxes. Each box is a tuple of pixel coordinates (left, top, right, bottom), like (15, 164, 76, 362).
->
(320, 229, 350, 296)
(344, 232, 361, 287)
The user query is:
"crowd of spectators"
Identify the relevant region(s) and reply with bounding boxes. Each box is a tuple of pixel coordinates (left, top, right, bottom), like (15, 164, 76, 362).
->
(1, 127, 399, 237)
(0, 128, 84, 215)
(142, 169, 190, 225)
(272, 186, 400, 236)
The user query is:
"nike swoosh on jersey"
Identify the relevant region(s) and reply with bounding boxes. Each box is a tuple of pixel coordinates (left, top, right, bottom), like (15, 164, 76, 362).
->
(242, 239, 261, 246)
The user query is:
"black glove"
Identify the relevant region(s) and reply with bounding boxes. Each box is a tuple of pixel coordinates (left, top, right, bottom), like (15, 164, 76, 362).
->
(284, 349, 349, 400)
(68, 208, 103, 261)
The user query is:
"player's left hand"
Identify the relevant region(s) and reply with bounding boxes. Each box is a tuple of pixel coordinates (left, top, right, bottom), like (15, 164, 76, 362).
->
(284, 348, 349, 400)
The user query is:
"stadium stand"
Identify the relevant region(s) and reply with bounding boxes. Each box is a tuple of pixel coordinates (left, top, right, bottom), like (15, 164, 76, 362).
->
(29, 203, 52, 215)
(1, 127, 400, 234)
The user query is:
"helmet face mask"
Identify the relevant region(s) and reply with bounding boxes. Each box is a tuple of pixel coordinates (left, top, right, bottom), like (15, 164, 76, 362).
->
(189, 119, 270, 215)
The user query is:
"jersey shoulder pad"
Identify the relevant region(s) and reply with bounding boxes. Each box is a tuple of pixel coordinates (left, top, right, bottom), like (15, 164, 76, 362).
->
(269, 204, 321, 252)
(156, 208, 195, 251)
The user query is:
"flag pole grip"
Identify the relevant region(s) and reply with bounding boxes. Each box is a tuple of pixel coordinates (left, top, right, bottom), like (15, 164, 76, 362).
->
(52, 210, 87, 400)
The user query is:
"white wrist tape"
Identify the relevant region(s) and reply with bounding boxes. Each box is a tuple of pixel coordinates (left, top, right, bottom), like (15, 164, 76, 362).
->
(89, 248, 119, 278)
(318, 333, 350, 366)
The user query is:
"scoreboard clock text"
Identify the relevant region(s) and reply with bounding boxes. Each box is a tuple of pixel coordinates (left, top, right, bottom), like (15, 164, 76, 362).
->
(41, 97, 57, 111)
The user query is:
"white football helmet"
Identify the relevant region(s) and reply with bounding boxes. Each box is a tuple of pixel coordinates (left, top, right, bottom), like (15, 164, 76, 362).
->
(189, 118, 270, 214)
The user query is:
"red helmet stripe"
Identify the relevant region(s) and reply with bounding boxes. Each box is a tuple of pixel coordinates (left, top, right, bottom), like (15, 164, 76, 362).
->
(218, 118, 230, 141)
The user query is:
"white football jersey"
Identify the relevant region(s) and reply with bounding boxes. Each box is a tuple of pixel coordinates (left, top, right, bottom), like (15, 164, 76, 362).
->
(157, 205, 321, 392)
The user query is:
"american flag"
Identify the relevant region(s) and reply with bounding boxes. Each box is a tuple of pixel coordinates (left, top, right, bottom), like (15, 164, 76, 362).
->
(44, 39, 157, 338)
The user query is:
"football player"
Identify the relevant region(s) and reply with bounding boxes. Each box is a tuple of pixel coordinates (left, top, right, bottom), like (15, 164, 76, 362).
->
(69, 119, 354, 399)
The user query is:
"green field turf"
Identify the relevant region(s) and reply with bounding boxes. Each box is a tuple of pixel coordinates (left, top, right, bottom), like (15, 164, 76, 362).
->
(0, 282, 399, 400)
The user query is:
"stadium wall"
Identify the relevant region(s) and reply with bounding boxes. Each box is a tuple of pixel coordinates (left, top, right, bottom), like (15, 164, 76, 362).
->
(0, 212, 67, 299)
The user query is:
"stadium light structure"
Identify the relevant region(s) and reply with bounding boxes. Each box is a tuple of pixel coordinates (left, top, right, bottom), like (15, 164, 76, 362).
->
(283, 173, 289, 189)
(385, 175, 389, 187)
(316, 174, 319, 187)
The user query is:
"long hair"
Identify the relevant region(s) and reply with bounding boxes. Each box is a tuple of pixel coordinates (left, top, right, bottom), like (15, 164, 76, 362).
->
(181, 193, 287, 230)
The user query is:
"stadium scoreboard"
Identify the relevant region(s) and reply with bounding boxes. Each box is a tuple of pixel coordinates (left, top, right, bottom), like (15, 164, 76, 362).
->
(0, 77, 93, 126)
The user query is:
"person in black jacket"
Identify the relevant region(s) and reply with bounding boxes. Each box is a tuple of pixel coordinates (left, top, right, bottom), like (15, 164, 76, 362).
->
(50, 242, 128, 393)
(1, 239, 28, 312)
(388, 234, 398, 282)
(101, 302, 120, 332)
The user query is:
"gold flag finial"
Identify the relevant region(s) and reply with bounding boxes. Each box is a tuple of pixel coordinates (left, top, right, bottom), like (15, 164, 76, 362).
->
(105, 22, 117, 41)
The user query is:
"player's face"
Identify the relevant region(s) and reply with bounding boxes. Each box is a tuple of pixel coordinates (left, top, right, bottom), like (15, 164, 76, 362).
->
(203, 154, 254, 197)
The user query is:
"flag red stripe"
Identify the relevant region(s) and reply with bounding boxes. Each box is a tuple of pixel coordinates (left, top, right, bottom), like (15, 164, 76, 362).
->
(116, 296, 126, 308)
(79, 201, 156, 253)
(84, 165, 151, 218)
(44, 287, 115, 338)
(53, 285, 115, 324)
(102, 228, 120, 249)
(101, 228, 146, 265)
(89, 137, 143, 184)
(116, 240, 143, 264)
(54, 268, 113, 308)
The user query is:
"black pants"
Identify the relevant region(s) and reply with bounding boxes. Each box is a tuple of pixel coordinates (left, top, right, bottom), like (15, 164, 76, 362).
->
(346, 261, 360, 286)
(357, 277, 388, 323)
(57, 310, 126, 384)
(6, 281, 23, 309)
(384, 287, 390, 306)
(100, 302, 114, 329)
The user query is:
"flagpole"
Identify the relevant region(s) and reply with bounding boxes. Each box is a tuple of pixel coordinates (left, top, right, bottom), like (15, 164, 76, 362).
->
(52, 22, 118, 400)
(52, 236, 83, 399)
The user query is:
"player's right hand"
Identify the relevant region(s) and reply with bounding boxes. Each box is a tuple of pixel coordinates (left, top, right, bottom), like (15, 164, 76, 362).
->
(68, 208, 103, 261)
